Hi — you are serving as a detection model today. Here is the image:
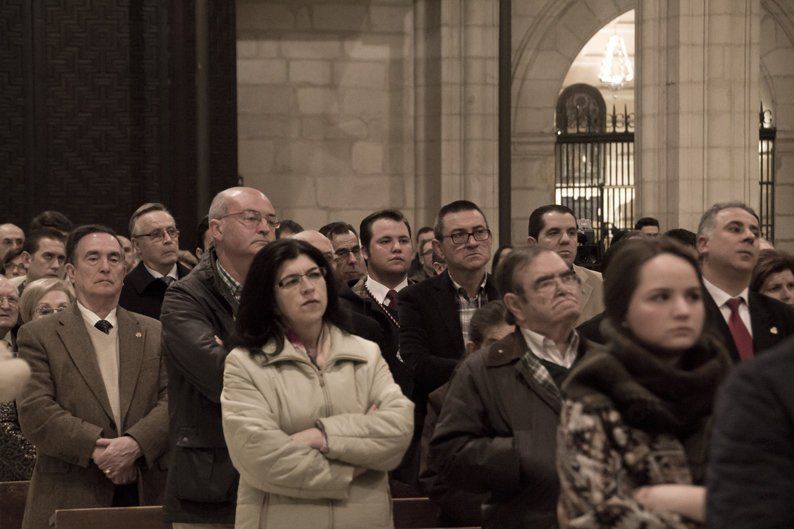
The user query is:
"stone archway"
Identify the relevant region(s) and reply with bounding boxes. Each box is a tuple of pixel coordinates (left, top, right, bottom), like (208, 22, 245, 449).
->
(508, 0, 635, 245)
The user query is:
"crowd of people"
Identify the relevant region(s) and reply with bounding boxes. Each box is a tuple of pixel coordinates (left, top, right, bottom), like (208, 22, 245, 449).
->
(1, 190, 794, 529)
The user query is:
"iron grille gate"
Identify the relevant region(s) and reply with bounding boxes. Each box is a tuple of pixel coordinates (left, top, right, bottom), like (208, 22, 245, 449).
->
(554, 84, 635, 246)
(759, 105, 776, 242)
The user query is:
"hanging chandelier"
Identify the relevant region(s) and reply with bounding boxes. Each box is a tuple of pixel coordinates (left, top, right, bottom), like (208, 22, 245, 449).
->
(599, 34, 634, 90)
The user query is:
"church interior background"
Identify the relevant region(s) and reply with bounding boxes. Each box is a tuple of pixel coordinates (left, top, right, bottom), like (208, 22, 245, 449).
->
(2, 0, 793, 253)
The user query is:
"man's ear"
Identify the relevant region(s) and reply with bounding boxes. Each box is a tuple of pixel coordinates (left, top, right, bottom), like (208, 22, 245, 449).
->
(527, 236, 537, 247)
(465, 340, 477, 355)
(64, 263, 76, 283)
(432, 239, 445, 261)
(502, 293, 524, 325)
(695, 234, 708, 257)
(360, 242, 370, 262)
(20, 251, 31, 266)
(209, 219, 222, 242)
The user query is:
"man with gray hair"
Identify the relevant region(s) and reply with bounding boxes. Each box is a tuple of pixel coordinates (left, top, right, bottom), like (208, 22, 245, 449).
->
(430, 247, 586, 528)
(696, 201, 794, 362)
(161, 187, 278, 528)
(119, 203, 190, 319)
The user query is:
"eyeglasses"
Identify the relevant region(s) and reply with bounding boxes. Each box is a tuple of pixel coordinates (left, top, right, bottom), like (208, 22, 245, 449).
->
(219, 210, 281, 229)
(133, 227, 179, 243)
(4, 263, 27, 274)
(334, 246, 362, 259)
(443, 228, 491, 245)
(34, 304, 69, 316)
(277, 267, 327, 289)
(0, 295, 19, 307)
(533, 270, 580, 294)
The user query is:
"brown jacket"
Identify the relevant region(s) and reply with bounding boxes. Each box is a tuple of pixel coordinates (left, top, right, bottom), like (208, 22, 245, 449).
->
(17, 304, 169, 529)
(429, 329, 586, 529)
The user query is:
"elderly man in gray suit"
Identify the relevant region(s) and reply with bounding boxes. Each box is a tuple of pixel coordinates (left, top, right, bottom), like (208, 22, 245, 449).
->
(17, 224, 168, 529)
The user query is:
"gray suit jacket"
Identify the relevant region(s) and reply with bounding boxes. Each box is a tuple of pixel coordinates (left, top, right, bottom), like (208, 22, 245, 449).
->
(17, 303, 168, 529)
(574, 265, 604, 326)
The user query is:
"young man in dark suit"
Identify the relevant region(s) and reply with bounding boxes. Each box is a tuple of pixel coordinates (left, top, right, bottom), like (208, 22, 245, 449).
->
(119, 203, 190, 319)
(399, 200, 499, 413)
(696, 201, 794, 362)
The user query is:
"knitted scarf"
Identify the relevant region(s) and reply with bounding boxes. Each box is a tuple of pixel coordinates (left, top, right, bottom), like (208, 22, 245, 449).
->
(564, 321, 731, 481)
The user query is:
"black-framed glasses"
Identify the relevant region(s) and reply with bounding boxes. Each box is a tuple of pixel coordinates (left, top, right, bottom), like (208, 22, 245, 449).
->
(334, 246, 362, 259)
(533, 269, 580, 294)
(443, 228, 491, 245)
(277, 267, 327, 289)
(133, 227, 179, 243)
(219, 210, 280, 229)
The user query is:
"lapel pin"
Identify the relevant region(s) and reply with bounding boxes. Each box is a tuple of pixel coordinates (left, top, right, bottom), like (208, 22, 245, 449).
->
(770, 327, 778, 335)
(135, 332, 142, 338)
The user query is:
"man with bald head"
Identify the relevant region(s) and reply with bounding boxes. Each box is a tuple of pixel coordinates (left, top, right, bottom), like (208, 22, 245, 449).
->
(161, 187, 278, 528)
(0, 224, 25, 262)
(292, 230, 386, 350)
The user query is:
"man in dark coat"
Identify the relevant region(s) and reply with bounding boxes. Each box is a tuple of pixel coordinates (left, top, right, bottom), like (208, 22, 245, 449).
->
(399, 200, 498, 414)
(161, 187, 278, 528)
(707, 334, 794, 528)
(430, 248, 586, 529)
(119, 203, 190, 319)
(696, 202, 794, 362)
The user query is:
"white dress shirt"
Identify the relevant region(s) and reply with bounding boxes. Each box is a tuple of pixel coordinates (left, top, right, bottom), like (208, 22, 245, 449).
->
(144, 263, 178, 281)
(703, 277, 753, 337)
(365, 275, 408, 306)
(520, 327, 580, 369)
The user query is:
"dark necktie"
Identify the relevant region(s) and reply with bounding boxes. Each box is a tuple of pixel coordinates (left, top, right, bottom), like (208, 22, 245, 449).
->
(385, 289, 399, 317)
(95, 320, 113, 334)
(162, 276, 175, 287)
(726, 297, 753, 361)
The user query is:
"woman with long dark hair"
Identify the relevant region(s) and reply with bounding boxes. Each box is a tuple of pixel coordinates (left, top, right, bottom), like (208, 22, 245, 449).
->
(221, 239, 413, 529)
(557, 237, 730, 528)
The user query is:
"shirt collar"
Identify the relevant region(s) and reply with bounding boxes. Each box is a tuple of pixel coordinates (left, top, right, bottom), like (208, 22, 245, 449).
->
(448, 270, 488, 299)
(76, 300, 118, 329)
(143, 263, 178, 281)
(365, 275, 408, 305)
(703, 277, 749, 308)
(214, 253, 242, 301)
(520, 326, 579, 368)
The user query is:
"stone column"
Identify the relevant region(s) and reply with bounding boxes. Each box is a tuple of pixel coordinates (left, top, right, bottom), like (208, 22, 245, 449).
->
(636, 0, 761, 231)
(413, 0, 500, 233)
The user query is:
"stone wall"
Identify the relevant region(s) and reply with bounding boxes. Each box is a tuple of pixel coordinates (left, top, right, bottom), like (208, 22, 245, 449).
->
(235, 0, 794, 248)
(236, 0, 416, 230)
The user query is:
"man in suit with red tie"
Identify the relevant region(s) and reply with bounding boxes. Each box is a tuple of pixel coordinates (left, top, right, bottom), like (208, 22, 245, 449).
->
(696, 202, 794, 362)
(17, 225, 168, 529)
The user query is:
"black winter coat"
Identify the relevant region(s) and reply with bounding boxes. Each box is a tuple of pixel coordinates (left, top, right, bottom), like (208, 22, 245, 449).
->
(429, 330, 586, 529)
(160, 252, 239, 524)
